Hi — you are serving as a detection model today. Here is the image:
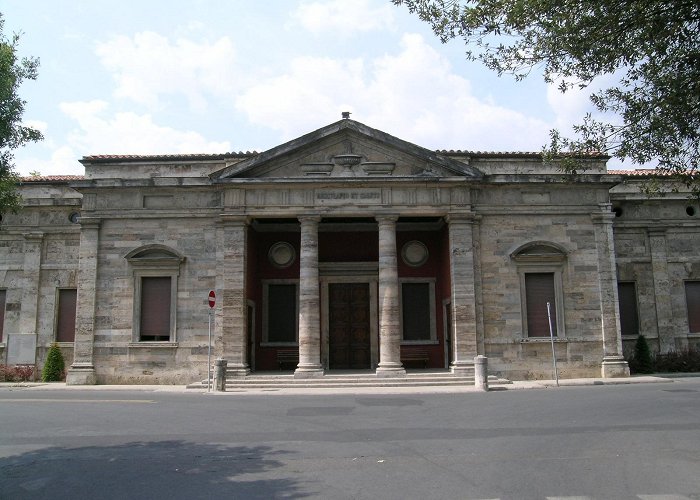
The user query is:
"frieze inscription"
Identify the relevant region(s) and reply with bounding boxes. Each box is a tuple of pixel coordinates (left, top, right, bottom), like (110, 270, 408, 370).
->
(316, 189, 382, 205)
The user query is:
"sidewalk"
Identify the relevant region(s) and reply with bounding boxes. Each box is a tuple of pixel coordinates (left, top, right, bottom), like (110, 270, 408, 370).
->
(1, 373, 694, 395)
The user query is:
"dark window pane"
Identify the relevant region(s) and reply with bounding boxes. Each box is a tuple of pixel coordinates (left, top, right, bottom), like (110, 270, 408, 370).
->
(525, 273, 557, 337)
(402, 282, 431, 341)
(268, 284, 296, 343)
(140, 277, 171, 341)
(56, 289, 77, 342)
(0, 290, 5, 342)
(617, 282, 639, 337)
(686, 281, 700, 333)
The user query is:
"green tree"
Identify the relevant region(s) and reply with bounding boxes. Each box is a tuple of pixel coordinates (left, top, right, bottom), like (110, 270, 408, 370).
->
(42, 342, 66, 382)
(0, 13, 43, 214)
(632, 334, 654, 374)
(393, 0, 700, 195)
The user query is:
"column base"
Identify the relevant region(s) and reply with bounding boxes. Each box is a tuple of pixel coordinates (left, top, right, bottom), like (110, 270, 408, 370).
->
(375, 363, 406, 378)
(294, 365, 325, 379)
(450, 360, 475, 377)
(601, 357, 630, 378)
(66, 365, 97, 385)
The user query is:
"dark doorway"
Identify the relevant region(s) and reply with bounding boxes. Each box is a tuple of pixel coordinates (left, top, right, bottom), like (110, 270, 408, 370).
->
(329, 283, 371, 369)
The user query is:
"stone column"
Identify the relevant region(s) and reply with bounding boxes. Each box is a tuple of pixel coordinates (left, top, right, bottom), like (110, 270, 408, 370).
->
(67, 218, 99, 385)
(375, 215, 405, 378)
(218, 215, 249, 377)
(447, 214, 478, 376)
(295, 216, 324, 378)
(648, 228, 675, 354)
(592, 208, 630, 377)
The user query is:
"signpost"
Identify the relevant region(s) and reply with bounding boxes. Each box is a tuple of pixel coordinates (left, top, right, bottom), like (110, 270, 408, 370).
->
(207, 290, 215, 392)
(546, 302, 560, 387)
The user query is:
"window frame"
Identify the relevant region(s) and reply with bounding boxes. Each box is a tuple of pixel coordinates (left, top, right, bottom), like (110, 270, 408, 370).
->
(512, 242, 567, 340)
(0, 289, 5, 344)
(685, 280, 700, 335)
(261, 279, 299, 346)
(617, 281, 640, 339)
(54, 288, 77, 343)
(126, 245, 184, 344)
(399, 278, 438, 345)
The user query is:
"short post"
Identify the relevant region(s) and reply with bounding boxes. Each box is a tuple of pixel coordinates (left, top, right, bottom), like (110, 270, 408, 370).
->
(214, 358, 227, 392)
(547, 302, 560, 387)
(474, 355, 488, 391)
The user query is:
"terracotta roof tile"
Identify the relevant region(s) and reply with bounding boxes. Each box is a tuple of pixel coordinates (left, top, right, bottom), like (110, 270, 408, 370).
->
(81, 152, 257, 162)
(607, 169, 674, 176)
(20, 175, 85, 183)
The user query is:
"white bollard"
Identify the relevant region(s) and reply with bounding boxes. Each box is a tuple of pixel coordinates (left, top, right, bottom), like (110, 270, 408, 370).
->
(474, 355, 489, 392)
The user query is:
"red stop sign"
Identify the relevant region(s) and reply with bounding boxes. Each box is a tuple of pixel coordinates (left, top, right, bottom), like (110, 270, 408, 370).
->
(208, 290, 216, 308)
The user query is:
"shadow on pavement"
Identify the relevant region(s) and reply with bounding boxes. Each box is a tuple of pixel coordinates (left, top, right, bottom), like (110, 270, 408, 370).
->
(1, 440, 309, 499)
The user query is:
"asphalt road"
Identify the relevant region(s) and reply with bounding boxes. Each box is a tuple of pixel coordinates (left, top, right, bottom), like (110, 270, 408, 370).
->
(1, 379, 699, 500)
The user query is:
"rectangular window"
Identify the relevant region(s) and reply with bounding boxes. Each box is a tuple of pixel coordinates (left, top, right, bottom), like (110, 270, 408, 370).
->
(525, 273, 557, 337)
(265, 283, 297, 344)
(617, 282, 639, 337)
(686, 281, 700, 333)
(400, 280, 436, 342)
(140, 277, 172, 341)
(0, 290, 5, 343)
(56, 289, 77, 342)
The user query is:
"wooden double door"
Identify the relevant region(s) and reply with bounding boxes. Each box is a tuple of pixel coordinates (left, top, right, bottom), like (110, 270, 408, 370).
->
(328, 283, 371, 369)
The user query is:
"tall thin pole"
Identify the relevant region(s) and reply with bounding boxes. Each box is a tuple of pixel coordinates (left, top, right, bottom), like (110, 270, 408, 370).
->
(547, 302, 559, 387)
(207, 309, 212, 392)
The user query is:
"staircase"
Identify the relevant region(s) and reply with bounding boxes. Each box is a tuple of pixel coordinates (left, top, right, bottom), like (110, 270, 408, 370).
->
(187, 369, 511, 391)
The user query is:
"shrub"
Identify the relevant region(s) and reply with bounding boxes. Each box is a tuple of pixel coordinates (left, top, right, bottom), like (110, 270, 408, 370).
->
(41, 342, 65, 382)
(630, 334, 654, 374)
(0, 364, 35, 382)
(654, 348, 700, 373)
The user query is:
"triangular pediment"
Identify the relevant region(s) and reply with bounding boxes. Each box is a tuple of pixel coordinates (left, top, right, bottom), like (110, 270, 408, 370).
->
(211, 119, 482, 180)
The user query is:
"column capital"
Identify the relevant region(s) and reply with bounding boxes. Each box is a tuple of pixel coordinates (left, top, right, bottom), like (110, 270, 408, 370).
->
(22, 232, 45, 242)
(591, 212, 615, 224)
(444, 213, 478, 225)
(218, 214, 250, 226)
(647, 227, 667, 237)
(298, 215, 321, 225)
(375, 214, 399, 224)
(78, 217, 101, 229)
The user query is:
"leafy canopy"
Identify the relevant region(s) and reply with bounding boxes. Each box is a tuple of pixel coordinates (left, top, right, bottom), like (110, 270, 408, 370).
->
(393, 0, 700, 194)
(0, 13, 43, 214)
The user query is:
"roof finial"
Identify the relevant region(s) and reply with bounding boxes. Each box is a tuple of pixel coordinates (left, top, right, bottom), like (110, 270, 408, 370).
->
(341, 111, 351, 119)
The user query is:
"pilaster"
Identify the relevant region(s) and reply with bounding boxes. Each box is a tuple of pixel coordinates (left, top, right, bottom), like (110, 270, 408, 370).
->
(648, 227, 675, 354)
(67, 219, 99, 385)
(217, 215, 250, 377)
(295, 216, 324, 378)
(375, 215, 405, 378)
(446, 214, 477, 376)
(592, 208, 629, 377)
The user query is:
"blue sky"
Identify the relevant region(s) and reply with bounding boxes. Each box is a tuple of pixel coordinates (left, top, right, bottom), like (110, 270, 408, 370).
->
(3, 0, 611, 176)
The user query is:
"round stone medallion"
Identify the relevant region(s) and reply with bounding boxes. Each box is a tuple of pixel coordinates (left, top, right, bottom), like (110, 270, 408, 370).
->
(401, 240, 429, 267)
(268, 242, 296, 268)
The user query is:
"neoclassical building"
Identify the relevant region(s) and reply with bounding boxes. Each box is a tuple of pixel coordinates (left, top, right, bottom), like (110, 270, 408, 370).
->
(1, 117, 698, 384)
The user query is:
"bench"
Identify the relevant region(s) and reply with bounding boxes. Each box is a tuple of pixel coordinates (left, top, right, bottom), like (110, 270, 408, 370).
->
(277, 349, 299, 370)
(401, 349, 429, 368)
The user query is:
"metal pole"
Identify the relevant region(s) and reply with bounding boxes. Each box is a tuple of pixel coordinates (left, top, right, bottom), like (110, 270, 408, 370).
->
(207, 309, 212, 392)
(546, 302, 559, 387)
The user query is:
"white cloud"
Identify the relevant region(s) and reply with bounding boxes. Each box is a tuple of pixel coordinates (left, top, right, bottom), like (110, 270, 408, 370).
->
(292, 0, 396, 35)
(236, 33, 551, 152)
(95, 32, 238, 111)
(58, 100, 231, 156)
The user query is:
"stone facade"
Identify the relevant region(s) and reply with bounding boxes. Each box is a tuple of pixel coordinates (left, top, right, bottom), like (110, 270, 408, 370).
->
(1, 118, 698, 384)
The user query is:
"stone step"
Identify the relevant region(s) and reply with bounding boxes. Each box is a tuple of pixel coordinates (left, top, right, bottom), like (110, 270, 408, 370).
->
(186, 371, 511, 390)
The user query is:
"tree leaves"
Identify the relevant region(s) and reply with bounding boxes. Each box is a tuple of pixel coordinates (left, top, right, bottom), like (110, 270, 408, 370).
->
(0, 13, 43, 214)
(394, 0, 700, 196)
